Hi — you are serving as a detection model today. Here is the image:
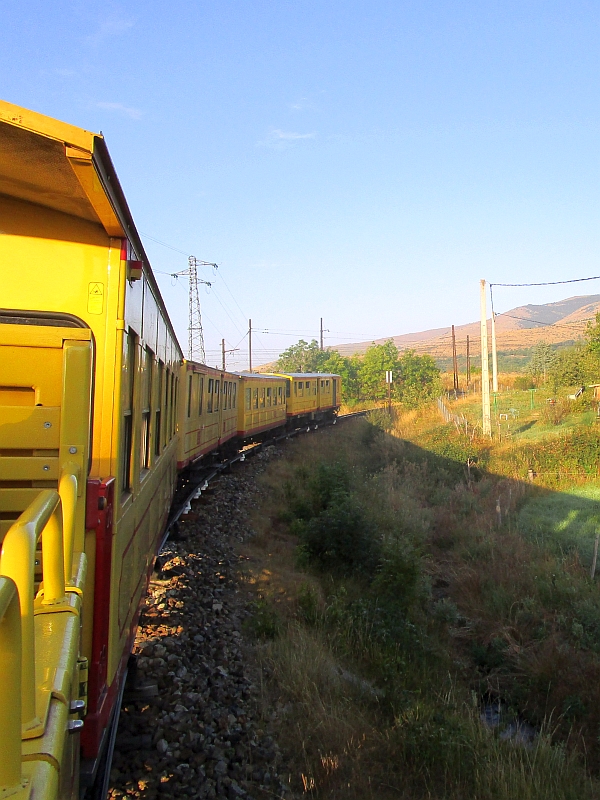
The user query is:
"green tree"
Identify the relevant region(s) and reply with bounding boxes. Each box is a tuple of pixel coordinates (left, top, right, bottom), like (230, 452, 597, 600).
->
(549, 344, 599, 390)
(528, 341, 556, 384)
(276, 339, 328, 372)
(320, 351, 361, 400)
(586, 313, 600, 357)
(396, 350, 442, 407)
(358, 341, 400, 400)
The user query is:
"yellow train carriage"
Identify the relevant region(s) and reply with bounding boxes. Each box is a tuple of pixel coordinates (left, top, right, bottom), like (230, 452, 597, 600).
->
(236, 373, 288, 442)
(178, 362, 239, 468)
(270, 373, 342, 422)
(0, 99, 182, 796)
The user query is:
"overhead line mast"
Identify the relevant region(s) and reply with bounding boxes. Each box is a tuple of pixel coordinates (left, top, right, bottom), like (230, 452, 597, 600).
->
(171, 256, 218, 363)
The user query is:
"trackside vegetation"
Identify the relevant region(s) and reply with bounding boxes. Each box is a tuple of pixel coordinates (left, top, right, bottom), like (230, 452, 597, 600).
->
(242, 413, 600, 799)
(275, 339, 441, 406)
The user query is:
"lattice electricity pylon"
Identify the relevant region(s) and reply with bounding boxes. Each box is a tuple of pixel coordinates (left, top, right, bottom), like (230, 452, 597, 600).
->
(170, 256, 217, 363)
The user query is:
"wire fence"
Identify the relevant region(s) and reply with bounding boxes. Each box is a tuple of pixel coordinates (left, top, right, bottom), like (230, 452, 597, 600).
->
(437, 397, 480, 440)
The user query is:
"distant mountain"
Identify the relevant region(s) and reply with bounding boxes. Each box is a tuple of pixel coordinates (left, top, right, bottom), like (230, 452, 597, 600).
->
(332, 295, 600, 359)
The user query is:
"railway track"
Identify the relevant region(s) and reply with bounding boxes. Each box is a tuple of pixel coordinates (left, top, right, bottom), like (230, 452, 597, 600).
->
(104, 411, 370, 799)
(164, 410, 370, 550)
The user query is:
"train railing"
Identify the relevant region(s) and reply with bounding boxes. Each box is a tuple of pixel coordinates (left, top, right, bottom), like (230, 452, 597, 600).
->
(0, 575, 22, 792)
(0, 463, 81, 795)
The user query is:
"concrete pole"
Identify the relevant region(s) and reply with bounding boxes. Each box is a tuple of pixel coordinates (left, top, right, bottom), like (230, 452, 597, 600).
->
(480, 280, 491, 436)
(248, 319, 252, 373)
(490, 308, 499, 393)
(320, 318, 324, 351)
(222, 339, 226, 371)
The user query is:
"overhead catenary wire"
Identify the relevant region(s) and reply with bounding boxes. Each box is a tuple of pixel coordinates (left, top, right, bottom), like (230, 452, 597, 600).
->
(490, 276, 600, 288)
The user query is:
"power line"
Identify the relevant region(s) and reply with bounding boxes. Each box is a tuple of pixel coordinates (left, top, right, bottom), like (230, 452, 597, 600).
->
(491, 276, 600, 288)
(497, 311, 595, 332)
(140, 231, 191, 257)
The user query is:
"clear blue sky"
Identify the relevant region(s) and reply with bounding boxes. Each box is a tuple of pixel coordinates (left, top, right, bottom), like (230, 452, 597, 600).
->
(3, 1, 600, 367)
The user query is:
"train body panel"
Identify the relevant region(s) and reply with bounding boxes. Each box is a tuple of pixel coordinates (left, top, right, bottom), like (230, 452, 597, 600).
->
(236, 373, 288, 441)
(0, 99, 183, 791)
(178, 362, 238, 469)
(267, 373, 342, 421)
(0, 98, 343, 799)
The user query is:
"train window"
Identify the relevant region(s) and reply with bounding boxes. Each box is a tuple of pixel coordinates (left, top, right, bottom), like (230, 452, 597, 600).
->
(214, 380, 220, 411)
(187, 374, 193, 418)
(173, 376, 179, 438)
(293, 382, 297, 396)
(314, 382, 317, 395)
(245, 388, 251, 411)
(207, 378, 213, 413)
(232, 382, 237, 408)
(272, 387, 277, 406)
(227, 381, 232, 409)
(326, 379, 330, 392)
(164, 370, 170, 447)
(141, 347, 153, 472)
(121, 330, 136, 493)
(198, 376, 204, 415)
(155, 360, 163, 457)
(266, 387, 272, 407)
(279, 386, 283, 403)
(168, 371, 175, 440)
(258, 388, 264, 408)
(252, 388, 258, 409)
(298, 382, 304, 397)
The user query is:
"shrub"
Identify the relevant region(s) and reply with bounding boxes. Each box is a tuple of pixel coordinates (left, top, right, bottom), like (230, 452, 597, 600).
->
(297, 490, 381, 576)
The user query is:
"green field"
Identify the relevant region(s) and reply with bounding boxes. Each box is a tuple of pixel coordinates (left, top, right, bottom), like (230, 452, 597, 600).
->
(446, 386, 599, 442)
(517, 484, 600, 565)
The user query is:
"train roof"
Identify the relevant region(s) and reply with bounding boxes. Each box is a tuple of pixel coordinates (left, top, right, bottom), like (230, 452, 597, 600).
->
(234, 372, 286, 380)
(0, 98, 180, 351)
(266, 372, 341, 379)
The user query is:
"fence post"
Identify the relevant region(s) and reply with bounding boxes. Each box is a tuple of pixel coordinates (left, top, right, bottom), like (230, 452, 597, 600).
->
(591, 533, 599, 580)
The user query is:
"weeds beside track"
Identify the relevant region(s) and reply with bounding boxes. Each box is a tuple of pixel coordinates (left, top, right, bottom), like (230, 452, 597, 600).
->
(240, 412, 600, 799)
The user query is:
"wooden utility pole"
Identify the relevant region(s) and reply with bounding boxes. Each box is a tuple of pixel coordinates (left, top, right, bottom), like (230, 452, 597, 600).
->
(320, 318, 324, 351)
(480, 280, 491, 436)
(491, 309, 499, 393)
(222, 339, 226, 371)
(248, 319, 252, 373)
(466, 335, 471, 386)
(451, 325, 459, 393)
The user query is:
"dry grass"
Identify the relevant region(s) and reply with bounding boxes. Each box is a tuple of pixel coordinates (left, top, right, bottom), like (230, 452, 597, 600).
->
(236, 419, 600, 798)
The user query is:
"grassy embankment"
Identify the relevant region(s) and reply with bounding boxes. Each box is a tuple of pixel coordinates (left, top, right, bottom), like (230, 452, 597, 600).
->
(240, 405, 600, 799)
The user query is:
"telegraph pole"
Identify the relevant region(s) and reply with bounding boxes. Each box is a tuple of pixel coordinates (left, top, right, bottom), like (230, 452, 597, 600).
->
(466, 335, 471, 386)
(248, 319, 252, 373)
(221, 340, 239, 371)
(451, 325, 459, 393)
(490, 309, 499, 393)
(480, 280, 491, 436)
(320, 318, 324, 351)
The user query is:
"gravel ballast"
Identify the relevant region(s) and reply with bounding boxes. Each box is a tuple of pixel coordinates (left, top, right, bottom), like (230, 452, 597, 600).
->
(108, 448, 290, 800)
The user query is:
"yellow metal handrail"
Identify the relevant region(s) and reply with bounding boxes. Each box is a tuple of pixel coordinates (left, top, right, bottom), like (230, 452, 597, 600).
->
(59, 462, 79, 584)
(0, 490, 68, 732)
(0, 575, 22, 793)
